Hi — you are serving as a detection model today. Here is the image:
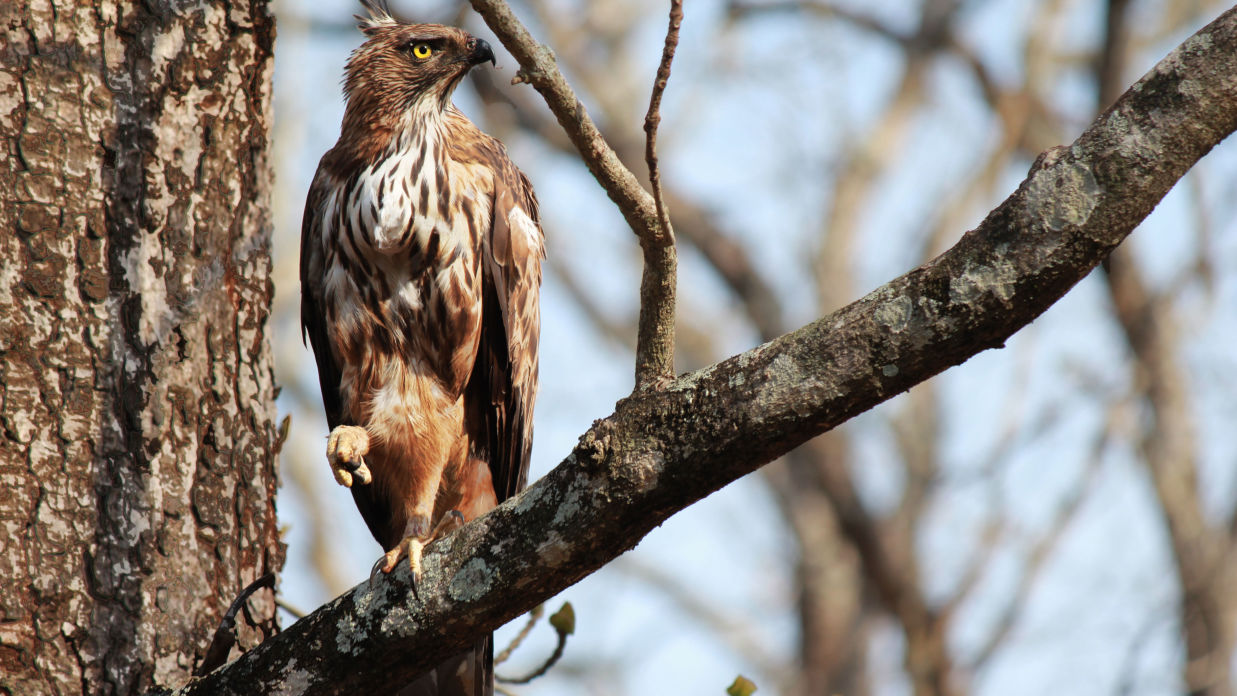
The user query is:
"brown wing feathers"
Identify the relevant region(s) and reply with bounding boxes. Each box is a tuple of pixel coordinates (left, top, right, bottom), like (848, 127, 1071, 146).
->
(300, 173, 346, 430)
(466, 166, 541, 504)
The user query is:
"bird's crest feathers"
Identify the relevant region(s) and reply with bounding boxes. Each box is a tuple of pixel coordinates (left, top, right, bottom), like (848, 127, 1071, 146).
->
(356, 0, 399, 34)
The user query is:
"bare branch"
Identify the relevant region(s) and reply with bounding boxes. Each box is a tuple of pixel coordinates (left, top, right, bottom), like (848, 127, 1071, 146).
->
(615, 558, 784, 677)
(968, 420, 1110, 670)
(171, 10, 1237, 693)
(468, 0, 678, 387)
(634, 242, 678, 386)
(493, 604, 543, 667)
(727, 1, 907, 45)
(546, 256, 637, 353)
(761, 451, 867, 696)
(275, 598, 308, 621)
(643, 0, 683, 245)
(197, 574, 278, 677)
(469, 61, 785, 343)
(496, 604, 572, 685)
(632, 0, 686, 386)
(467, 0, 652, 233)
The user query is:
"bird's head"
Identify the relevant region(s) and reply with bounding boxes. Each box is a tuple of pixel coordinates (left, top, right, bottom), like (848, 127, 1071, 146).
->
(343, 1, 496, 115)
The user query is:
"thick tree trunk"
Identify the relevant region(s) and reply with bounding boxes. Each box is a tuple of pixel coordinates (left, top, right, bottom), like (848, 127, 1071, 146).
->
(0, 1, 282, 694)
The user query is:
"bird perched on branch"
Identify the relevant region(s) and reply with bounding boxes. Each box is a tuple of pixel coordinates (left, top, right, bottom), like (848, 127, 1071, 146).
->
(300, 1, 543, 693)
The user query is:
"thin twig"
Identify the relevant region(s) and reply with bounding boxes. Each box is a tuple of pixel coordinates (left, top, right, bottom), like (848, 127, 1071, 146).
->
(469, 0, 678, 388)
(496, 604, 573, 685)
(468, 62, 785, 342)
(494, 604, 544, 666)
(644, 0, 682, 247)
(195, 573, 277, 676)
(495, 631, 566, 685)
(627, 0, 686, 388)
(968, 423, 1112, 670)
(615, 557, 783, 675)
(467, 0, 659, 239)
(275, 597, 307, 621)
(727, 0, 906, 44)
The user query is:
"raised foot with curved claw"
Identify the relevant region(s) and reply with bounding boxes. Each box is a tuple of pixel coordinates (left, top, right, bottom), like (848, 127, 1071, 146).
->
(326, 425, 372, 487)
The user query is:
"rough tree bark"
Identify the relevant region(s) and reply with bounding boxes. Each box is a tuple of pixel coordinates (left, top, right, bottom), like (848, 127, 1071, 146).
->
(0, 1, 282, 694)
(178, 6, 1237, 694)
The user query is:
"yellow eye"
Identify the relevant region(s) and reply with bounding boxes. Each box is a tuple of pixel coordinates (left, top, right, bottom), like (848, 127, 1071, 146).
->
(412, 43, 432, 60)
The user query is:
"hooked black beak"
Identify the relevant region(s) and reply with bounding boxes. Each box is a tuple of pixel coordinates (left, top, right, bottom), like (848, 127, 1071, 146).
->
(468, 37, 496, 67)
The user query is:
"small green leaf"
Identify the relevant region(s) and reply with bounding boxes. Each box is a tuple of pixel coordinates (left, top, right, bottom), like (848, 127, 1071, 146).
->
(726, 675, 757, 696)
(549, 602, 575, 635)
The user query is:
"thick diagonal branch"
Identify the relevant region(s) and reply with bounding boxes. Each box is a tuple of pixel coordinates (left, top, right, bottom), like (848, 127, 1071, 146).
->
(169, 9, 1237, 694)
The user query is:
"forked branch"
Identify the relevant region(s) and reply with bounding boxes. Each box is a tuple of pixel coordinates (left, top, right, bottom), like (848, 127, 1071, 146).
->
(468, 0, 680, 386)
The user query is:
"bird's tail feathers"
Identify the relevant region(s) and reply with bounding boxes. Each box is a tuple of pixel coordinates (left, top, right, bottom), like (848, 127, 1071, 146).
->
(396, 635, 493, 696)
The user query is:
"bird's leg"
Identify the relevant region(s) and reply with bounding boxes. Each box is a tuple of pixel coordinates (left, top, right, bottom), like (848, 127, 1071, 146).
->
(371, 511, 466, 588)
(326, 425, 372, 487)
(430, 509, 466, 538)
(382, 513, 430, 579)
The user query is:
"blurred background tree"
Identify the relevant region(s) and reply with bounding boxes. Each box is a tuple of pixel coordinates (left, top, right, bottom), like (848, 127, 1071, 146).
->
(269, 1, 1237, 694)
